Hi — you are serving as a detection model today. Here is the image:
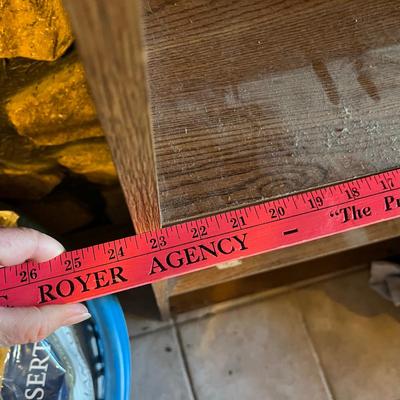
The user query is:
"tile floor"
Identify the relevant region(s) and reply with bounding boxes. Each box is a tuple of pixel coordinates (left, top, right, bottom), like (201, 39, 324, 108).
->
(123, 267, 400, 400)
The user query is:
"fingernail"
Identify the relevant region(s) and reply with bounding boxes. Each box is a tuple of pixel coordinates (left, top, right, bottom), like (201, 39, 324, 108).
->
(65, 303, 89, 315)
(63, 312, 92, 326)
(62, 303, 91, 326)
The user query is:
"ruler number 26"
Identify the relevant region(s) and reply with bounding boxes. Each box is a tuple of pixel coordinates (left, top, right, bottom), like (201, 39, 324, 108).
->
(20, 268, 37, 283)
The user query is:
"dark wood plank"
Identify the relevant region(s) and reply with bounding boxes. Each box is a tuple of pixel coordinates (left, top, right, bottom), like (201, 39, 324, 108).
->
(64, 0, 160, 232)
(144, 0, 400, 225)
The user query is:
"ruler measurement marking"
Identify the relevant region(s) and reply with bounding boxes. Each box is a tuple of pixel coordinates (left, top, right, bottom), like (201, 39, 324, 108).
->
(283, 228, 299, 236)
(15, 183, 395, 275)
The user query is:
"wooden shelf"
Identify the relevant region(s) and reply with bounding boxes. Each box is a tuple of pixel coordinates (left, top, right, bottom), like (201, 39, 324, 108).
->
(65, 0, 400, 318)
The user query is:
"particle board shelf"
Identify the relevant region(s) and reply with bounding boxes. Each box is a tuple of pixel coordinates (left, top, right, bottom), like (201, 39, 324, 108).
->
(65, 0, 400, 318)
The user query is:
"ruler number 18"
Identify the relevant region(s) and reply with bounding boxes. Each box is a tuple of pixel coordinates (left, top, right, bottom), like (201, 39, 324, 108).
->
(345, 187, 360, 200)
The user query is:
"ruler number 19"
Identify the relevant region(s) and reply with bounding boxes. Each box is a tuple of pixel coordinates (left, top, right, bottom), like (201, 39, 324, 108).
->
(20, 268, 37, 283)
(308, 196, 323, 209)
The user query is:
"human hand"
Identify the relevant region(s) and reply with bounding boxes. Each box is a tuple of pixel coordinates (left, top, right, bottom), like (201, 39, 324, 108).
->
(0, 227, 91, 346)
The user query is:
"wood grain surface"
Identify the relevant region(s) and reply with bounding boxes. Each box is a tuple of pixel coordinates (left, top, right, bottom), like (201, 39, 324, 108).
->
(64, 0, 160, 233)
(65, 0, 172, 318)
(144, 0, 400, 225)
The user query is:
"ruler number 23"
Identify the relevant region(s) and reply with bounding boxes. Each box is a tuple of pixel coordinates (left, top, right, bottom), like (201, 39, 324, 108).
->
(150, 236, 167, 249)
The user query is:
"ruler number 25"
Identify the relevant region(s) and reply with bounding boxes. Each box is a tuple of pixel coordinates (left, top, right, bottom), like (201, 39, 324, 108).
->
(64, 257, 82, 271)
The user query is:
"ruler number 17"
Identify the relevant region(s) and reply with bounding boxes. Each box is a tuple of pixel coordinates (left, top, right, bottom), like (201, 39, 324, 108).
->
(380, 178, 394, 190)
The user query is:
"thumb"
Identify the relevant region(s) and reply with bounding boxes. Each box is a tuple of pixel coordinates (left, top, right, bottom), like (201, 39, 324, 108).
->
(0, 303, 91, 346)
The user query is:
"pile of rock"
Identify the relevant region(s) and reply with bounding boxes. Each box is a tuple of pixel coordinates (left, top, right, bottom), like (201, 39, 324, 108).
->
(0, 0, 130, 234)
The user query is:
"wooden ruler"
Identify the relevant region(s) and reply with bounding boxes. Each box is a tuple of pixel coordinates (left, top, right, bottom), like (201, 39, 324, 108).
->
(2, 169, 400, 307)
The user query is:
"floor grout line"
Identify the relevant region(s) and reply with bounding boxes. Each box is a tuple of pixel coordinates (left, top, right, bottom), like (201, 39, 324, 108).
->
(297, 306, 336, 400)
(175, 264, 367, 327)
(128, 321, 173, 339)
(173, 319, 200, 400)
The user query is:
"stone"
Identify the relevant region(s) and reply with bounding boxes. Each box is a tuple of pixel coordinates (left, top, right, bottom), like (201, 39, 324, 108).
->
(17, 192, 94, 234)
(101, 186, 131, 225)
(0, 167, 63, 199)
(0, 131, 63, 199)
(0, 210, 19, 227)
(56, 139, 118, 185)
(0, 0, 73, 61)
(6, 57, 104, 146)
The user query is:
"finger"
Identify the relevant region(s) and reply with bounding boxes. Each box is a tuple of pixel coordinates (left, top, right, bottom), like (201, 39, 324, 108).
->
(0, 303, 91, 346)
(0, 227, 64, 266)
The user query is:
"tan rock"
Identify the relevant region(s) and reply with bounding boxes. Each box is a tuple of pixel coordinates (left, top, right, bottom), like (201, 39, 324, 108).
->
(0, 167, 63, 199)
(0, 210, 19, 227)
(6, 58, 104, 146)
(57, 139, 118, 185)
(0, 131, 57, 171)
(0, 131, 62, 199)
(0, 0, 73, 60)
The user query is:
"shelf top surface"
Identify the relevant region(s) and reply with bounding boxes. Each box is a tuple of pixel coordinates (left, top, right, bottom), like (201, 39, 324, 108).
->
(144, 0, 400, 225)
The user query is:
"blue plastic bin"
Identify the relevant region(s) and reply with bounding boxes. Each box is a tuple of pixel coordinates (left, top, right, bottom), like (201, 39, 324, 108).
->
(87, 296, 131, 400)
